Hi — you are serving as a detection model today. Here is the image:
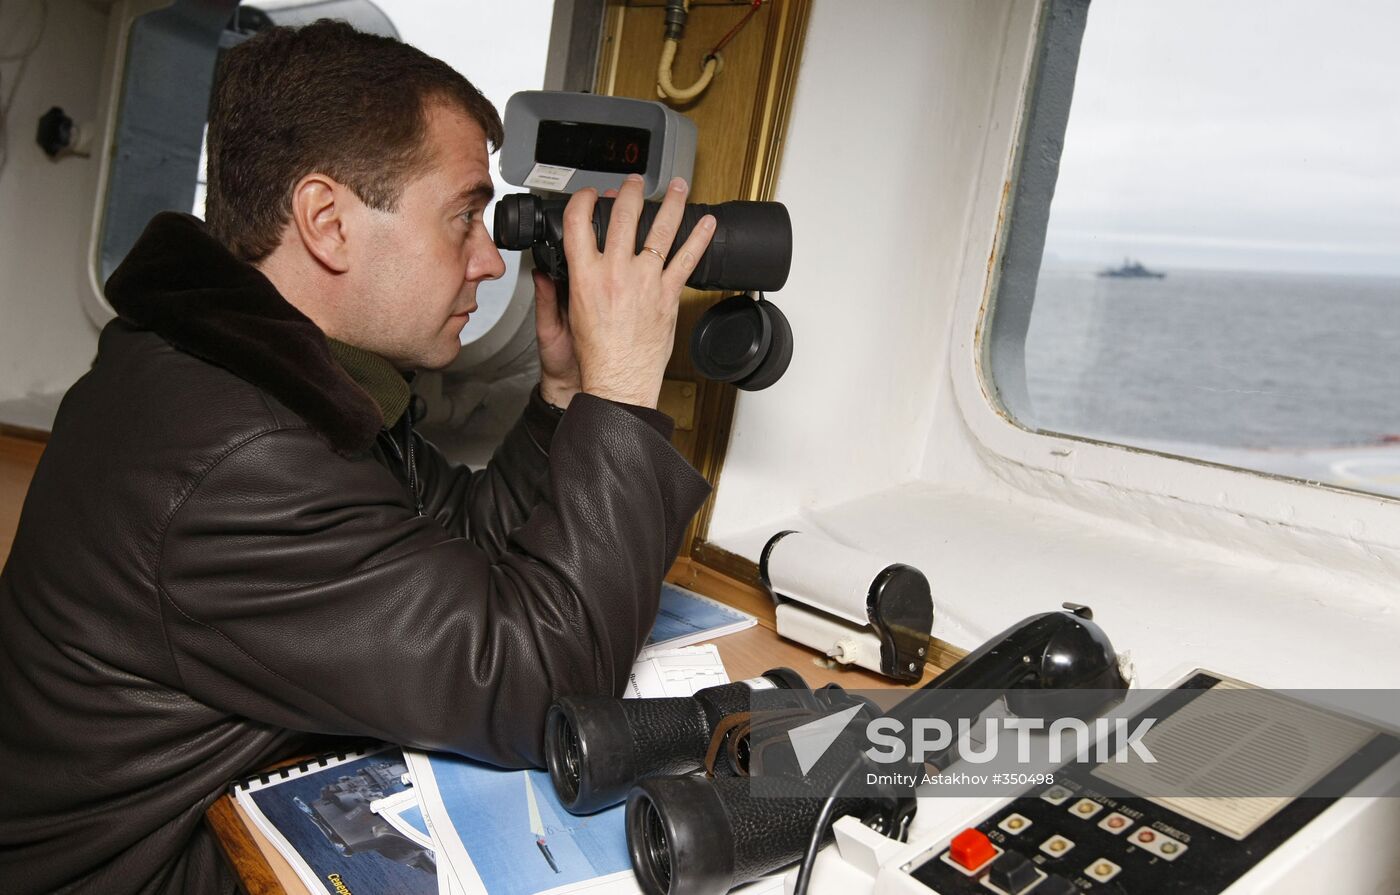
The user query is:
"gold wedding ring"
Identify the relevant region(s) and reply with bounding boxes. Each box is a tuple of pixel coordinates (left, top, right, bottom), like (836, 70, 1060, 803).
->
(640, 246, 666, 262)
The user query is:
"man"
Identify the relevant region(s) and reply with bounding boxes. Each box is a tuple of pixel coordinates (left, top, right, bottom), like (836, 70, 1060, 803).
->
(0, 21, 714, 894)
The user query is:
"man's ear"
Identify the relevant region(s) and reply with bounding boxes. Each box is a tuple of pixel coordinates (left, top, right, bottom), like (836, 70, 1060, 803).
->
(289, 173, 352, 273)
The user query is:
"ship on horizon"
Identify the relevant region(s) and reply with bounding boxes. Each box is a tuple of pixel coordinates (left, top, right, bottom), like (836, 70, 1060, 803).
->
(1098, 257, 1166, 279)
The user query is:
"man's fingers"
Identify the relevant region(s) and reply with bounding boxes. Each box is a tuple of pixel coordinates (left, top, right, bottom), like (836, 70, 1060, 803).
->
(643, 176, 688, 260)
(605, 174, 646, 259)
(662, 213, 716, 293)
(562, 188, 601, 262)
(533, 269, 561, 332)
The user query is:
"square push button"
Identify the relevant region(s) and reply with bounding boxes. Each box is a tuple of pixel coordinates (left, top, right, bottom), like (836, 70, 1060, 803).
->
(1040, 785, 1073, 805)
(1158, 839, 1188, 861)
(1086, 858, 1123, 882)
(1034, 876, 1078, 895)
(987, 851, 1043, 895)
(947, 828, 998, 872)
(1039, 834, 1075, 858)
(1069, 798, 1104, 820)
(997, 813, 1033, 836)
(1098, 812, 1133, 835)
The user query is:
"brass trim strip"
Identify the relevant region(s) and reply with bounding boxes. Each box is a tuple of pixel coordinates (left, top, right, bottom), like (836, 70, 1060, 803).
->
(594, 2, 627, 96)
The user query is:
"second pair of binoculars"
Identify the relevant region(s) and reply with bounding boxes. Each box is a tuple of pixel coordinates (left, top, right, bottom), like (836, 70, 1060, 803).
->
(543, 671, 917, 895)
(495, 193, 795, 391)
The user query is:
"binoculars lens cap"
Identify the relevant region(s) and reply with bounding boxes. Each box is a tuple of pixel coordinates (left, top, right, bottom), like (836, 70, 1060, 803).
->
(691, 295, 793, 392)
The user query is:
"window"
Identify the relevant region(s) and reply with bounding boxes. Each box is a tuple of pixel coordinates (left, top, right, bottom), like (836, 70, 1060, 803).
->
(988, 0, 1400, 500)
(96, 0, 232, 287)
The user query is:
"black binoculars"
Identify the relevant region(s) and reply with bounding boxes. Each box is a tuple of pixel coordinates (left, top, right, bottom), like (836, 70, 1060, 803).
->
(545, 670, 914, 895)
(544, 667, 810, 814)
(494, 193, 795, 391)
(493, 194, 792, 293)
(624, 700, 914, 895)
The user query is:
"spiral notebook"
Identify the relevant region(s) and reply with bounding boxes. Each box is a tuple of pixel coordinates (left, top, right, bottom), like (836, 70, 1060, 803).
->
(232, 744, 457, 895)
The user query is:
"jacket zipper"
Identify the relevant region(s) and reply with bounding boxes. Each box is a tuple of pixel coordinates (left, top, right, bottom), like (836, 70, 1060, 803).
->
(380, 415, 424, 517)
(401, 409, 424, 517)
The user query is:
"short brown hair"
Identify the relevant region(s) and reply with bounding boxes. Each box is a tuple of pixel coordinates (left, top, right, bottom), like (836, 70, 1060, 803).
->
(205, 20, 504, 262)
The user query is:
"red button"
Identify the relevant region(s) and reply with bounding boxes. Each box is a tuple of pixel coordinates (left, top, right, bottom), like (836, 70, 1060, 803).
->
(950, 829, 997, 871)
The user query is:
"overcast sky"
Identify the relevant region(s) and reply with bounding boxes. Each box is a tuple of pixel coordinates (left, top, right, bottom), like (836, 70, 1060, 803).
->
(1044, 0, 1400, 275)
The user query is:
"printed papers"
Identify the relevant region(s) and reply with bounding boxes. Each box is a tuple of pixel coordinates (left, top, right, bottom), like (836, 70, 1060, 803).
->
(406, 645, 731, 895)
(233, 745, 454, 895)
(646, 583, 757, 650)
(235, 645, 782, 893)
(626, 642, 728, 697)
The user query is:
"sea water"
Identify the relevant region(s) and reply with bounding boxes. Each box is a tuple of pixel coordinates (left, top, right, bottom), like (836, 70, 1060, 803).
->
(1020, 267, 1400, 496)
(1023, 267, 1400, 449)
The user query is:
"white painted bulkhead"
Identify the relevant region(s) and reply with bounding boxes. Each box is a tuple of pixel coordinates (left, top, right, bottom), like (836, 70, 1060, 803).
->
(708, 0, 1400, 689)
(0, 0, 111, 429)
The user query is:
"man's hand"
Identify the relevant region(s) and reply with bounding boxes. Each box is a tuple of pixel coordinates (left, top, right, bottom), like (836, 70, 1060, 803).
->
(534, 269, 581, 409)
(561, 174, 716, 409)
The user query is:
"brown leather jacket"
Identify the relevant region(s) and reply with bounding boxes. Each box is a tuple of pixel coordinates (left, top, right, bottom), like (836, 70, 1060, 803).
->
(0, 213, 710, 894)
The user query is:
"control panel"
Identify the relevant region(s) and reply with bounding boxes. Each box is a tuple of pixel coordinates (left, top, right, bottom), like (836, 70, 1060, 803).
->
(892, 673, 1398, 894)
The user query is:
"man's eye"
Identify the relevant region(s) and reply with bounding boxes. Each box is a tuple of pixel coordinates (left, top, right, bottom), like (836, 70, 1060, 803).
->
(459, 210, 476, 226)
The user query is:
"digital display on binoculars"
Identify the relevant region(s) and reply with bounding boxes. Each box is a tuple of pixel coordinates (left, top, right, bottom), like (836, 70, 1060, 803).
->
(499, 91, 695, 200)
(536, 120, 651, 175)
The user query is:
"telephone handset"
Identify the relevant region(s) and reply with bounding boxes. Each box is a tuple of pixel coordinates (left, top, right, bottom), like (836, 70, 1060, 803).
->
(888, 603, 1129, 767)
(913, 603, 1124, 694)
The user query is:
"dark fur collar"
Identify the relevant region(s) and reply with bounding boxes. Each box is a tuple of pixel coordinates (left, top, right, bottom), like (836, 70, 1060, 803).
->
(104, 212, 382, 456)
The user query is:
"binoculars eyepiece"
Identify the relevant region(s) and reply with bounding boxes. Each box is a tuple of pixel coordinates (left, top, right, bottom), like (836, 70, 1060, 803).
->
(544, 668, 809, 815)
(624, 721, 914, 895)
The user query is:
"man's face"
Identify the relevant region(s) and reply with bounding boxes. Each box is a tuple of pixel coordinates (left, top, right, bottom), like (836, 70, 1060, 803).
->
(343, 102, 505, 370)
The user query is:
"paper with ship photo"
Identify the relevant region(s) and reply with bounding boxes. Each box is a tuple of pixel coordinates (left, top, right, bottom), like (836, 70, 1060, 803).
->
(372, 788, 436, 852)
(234, 745, 451, 895)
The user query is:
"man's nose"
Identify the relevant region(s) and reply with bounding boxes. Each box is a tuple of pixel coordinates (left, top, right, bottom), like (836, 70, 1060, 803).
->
(467, 228, 507, 283)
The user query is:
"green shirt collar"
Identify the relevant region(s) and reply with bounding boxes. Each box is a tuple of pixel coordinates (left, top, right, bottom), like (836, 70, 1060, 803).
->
(326, 338, 411, 428)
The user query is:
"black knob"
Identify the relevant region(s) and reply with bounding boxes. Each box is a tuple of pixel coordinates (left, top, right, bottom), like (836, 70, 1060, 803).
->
(36, 107, 74, 158)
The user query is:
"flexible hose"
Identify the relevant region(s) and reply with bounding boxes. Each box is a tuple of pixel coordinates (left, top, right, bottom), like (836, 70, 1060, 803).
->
(656, 37, 718, 102)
